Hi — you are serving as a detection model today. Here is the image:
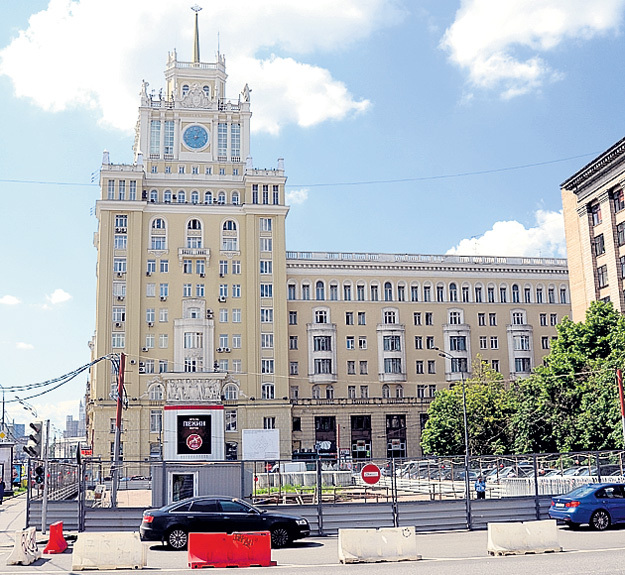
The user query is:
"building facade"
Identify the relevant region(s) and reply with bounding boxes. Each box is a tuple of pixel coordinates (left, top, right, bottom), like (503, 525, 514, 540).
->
(86, 22, 571, 462)
(562, 137, 625, 321)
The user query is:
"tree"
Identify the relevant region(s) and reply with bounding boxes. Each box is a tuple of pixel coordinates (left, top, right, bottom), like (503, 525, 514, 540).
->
(513, 301, 625, 453)
(421, 356, 516, 456)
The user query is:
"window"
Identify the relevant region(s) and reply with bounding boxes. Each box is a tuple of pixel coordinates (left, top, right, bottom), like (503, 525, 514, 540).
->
(479, 336, 487, 349)
(597, 265, 608, 288)
(261, 359, 274, 374)
(426, 336, 435, 349)
(414, 312, 421, 325)
(449, 336, 466, 351)
(524, 287, 531, 303)
(112, 333, 125, 348)
(360, 386, 369, 399)
(348, 386, 356, 399)
(233, 260, 241, 275)
(360, 361, 368, 375)
(347, 361, 356, 375)
(344, 284, 352, 301)
(614, 189, 625, 212)
(591, 203, 602, 226)
(302, 284, 310, 300)
(515, 358, 531, 373)
(149, 120, 161, 156)
(358, 312, 366, 325)
(196, 284, 204, 297)
(232, 285, 241, 298)
(183, 259, 193, 274)
(159, 360, 168, 373)
(359, 336, 367, 350)
(231, 123, 241, 159)
(260, 283, 273, 298)
(548, 287, 555, 303)
(112, 307, 126, 322)
(560, 287, 567, 304)
(384, 358, 402, 374)
(448, 311, 461, 325)
(224, 384, 239, 400)
(260, 238, 273, 252)
(114, 234, 127, 249)
(314, 359, 332, 374)
(219, 309, 228, 322)
(219, 334, 229, 348)
(512, 311, 525, 325)
(489, 313, 497, 326)
(414, 336, 423, 349)
(315, 310, 328, 324)
(357, 284, 365, 301)
(541, 336, 549, 350)
(536, 287, 543, 303)
(449, 283, 458, 302)
(289, 311, 297, 325)
(325, 284, 336, 301)
(260, 308, 273, 323)
(232, 334, 241, 348)
(371, 284, 379, 301)
(261, 383, 275, 400)
(218, 122, 227, 158)
(384, 310, 396, 324)
(290, 362, 299, 375)
(512, 284, 520, 303)
(226, 411, 237, 432)
(313, 336, 332, 351)
(259, 260, 272, 274)
(183, 284, 192, 297)
(425, 312, 433, 325)
(384, 282, 393, 301)
(287, 284, 296, 300)
(263, 417, 276, 430)
(540, 313, 547, 326)
(487, 287, 495, 303)
(492, 359, 500, 372)
(145, 334, 155, 349)
(144, 283, 153, 297)
(514, 335, 530, 351)
(146, 308, 155, 323)
(550, 313, 558, 326)
(150, 410, 162, 433)
(416, 361, 424, 374)
(594, 234, 606, 256)
(462, 286, 469, 303)
(383, 335, 401, 351)
(315, 281, 325, 301)
(499, 286, 507, 303)
(113, 258, 126, 274)
(260, 217, 272, 232)
(346, 336, 355, 350)
(436, 285, 444, 302)
(345, 312, 354, 325)
(183, 332, 203, 349)
(411, 285, 419, 302)
(325, 385, 334, 399)
(475, 286, 482, 303)
(427, 360, 436, 374)
(451, 358, 467, 373)
(490, 336, 498, 349)
(160, 260, 169, 273)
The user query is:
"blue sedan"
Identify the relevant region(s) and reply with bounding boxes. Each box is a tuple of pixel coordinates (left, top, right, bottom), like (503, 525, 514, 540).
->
(549, 483, 625, 530)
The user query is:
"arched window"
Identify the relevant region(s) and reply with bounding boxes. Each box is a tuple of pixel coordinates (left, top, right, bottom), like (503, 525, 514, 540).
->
(221, 220, 239, 251)
(191, 191, 199, 204)
(150, 217, 167, 250)
(152, 218, 166, 229)
(149, 189, 158, 202)
(261, 382, 275, 400)
(223, 384, 239, 400)
(232, 191, 240, 205)
(396, 385, 404, 398)
(218, 191, 226, 204)
(384, 282, 393, 301)
(164, 190, 172, 203)
(316, 281, 325, 300)
(302, 284, 310, 300)
(312, 385, 320, 399)
(186, 219, 202, 248)
(449, 283, 458, 302)
(188, 219, 202, 230)
(204, 191, 213, 204)
(512, 284, 520, 303)
(326, 385, 334, 399)
(148, 384, 164, 400)
(382, 384, 390, 398)
(177, 190, 186, 203)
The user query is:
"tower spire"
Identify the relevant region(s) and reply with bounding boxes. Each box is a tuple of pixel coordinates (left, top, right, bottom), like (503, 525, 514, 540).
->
(191, 4, 202, 64)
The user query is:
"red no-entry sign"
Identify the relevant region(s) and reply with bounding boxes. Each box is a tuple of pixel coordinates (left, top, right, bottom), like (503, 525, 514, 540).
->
(360, 463, 381, 485)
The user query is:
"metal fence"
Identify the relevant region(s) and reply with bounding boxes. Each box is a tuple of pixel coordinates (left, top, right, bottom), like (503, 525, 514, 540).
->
(25, 449, 625, 533)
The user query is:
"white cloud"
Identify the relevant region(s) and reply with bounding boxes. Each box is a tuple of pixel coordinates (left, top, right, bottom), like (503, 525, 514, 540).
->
(286, 188, 309, 205)
(0, 295, 20, 305)
(31, 399, 81, 431)
(446, 209, 566, 257)
(46, 288, 72, 305)
(16, 342, 34, 350)
(0, 0, 401, 133)
(441, 0, 625, 98)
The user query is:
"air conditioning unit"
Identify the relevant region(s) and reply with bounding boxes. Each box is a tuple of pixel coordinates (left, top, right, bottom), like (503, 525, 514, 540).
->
(115, 227, 127, 233)
(218, 296, 226, 303)
(224, 347, 231, 353)
(146, 271, 152, 277)
(142, 347, 149, 352)
(139, 367, 146, 374)
(200, 273, 205, 278)
(117, 296, 125, 301)
(216, 348, 223, 353)
(114, 322, 122, 328)
(116, 272, 124, 278)
(147, 322, 154, 327)
(130, 359, 137, 365)
(219, 273, 224, 278)
(160, 296, 167, 301)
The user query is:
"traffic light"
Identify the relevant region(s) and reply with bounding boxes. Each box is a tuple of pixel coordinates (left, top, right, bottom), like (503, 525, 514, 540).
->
(34, 465, 45, 485)
(23, 421, 42, 458)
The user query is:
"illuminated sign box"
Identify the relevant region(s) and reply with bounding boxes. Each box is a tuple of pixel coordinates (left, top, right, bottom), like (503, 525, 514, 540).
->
(163, 405, 224, 461)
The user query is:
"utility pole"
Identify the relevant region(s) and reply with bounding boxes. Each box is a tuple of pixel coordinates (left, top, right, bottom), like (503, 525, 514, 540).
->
(41, 419, 50, 534)
(617, 369, 625, 447)
(111, 353, 125, 509)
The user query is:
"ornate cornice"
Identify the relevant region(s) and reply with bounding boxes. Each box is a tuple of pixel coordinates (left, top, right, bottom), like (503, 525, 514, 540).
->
(562, 137, 625, 194)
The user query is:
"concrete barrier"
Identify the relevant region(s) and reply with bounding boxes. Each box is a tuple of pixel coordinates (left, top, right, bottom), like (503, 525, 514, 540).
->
(6, 526, 41, 565)
(71, 531, 147, 570)
(487, 519, 561, 556)
(43, 521, 68, 554)
(338, 526, 421, 564)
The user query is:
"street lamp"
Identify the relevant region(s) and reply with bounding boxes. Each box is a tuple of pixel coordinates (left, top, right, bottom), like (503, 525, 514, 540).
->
(433, 347, 471, 529)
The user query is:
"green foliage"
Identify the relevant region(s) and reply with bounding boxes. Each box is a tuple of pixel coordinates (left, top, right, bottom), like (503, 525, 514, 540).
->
(422, 302, 625, 456)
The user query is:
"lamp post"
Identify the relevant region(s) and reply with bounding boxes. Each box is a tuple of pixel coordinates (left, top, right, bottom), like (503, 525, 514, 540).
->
(434, 347, 471, 529)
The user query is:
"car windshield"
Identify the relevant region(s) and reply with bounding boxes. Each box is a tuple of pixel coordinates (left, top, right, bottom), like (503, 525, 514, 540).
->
(564, 485, 596, 499)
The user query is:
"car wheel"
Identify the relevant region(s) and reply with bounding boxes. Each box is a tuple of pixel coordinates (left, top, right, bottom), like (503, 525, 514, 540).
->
(590, 510, 611, 531)
(166, 527, 188, 550)
(270, 526, 291, 548)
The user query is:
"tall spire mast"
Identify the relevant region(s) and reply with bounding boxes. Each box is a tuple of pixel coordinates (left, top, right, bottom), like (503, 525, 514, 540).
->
(191, 4, 202, 64)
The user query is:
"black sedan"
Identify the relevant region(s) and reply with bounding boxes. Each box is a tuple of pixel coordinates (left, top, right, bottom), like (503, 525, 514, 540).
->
(140, 496, 310, 550)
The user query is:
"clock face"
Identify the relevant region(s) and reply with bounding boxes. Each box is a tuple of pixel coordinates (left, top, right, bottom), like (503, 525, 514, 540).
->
(183, 125, 209, 150)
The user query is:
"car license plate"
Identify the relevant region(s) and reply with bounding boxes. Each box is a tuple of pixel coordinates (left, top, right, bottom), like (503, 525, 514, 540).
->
(555, 503, 564, 508)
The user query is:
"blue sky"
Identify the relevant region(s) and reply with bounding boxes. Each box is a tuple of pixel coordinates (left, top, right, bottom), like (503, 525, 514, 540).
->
(1, 0, 624, 431)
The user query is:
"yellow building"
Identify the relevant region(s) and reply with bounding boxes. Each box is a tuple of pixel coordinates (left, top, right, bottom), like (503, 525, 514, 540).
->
(562, 136, 625, 321)
(87, 19, 571, 462)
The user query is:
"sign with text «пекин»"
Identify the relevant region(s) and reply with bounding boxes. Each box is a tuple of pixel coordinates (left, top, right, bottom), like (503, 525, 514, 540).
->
(163, 405, 225, 461)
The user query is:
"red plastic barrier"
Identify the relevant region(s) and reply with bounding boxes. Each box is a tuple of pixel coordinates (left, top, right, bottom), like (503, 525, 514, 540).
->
(188, 531, 276, 569)
(43, 521, 68, 554)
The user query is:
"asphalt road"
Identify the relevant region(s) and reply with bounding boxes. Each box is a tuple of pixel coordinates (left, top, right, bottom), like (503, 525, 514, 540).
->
(1, 493, 625, 574)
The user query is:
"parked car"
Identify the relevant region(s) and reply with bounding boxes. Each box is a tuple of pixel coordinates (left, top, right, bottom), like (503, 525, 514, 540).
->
(486, 465, 534, 482)
(576, 465, 623, 477)
(140, 496, 310, 550)
(549, 483, 625, 530)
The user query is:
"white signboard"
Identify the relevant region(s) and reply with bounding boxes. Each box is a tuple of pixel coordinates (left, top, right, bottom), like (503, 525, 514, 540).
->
(242, 429, 280, 460)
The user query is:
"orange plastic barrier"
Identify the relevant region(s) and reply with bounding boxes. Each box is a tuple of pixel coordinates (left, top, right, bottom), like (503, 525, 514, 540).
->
(188, 531, 276, 569)
(43, 521, 68, 554)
